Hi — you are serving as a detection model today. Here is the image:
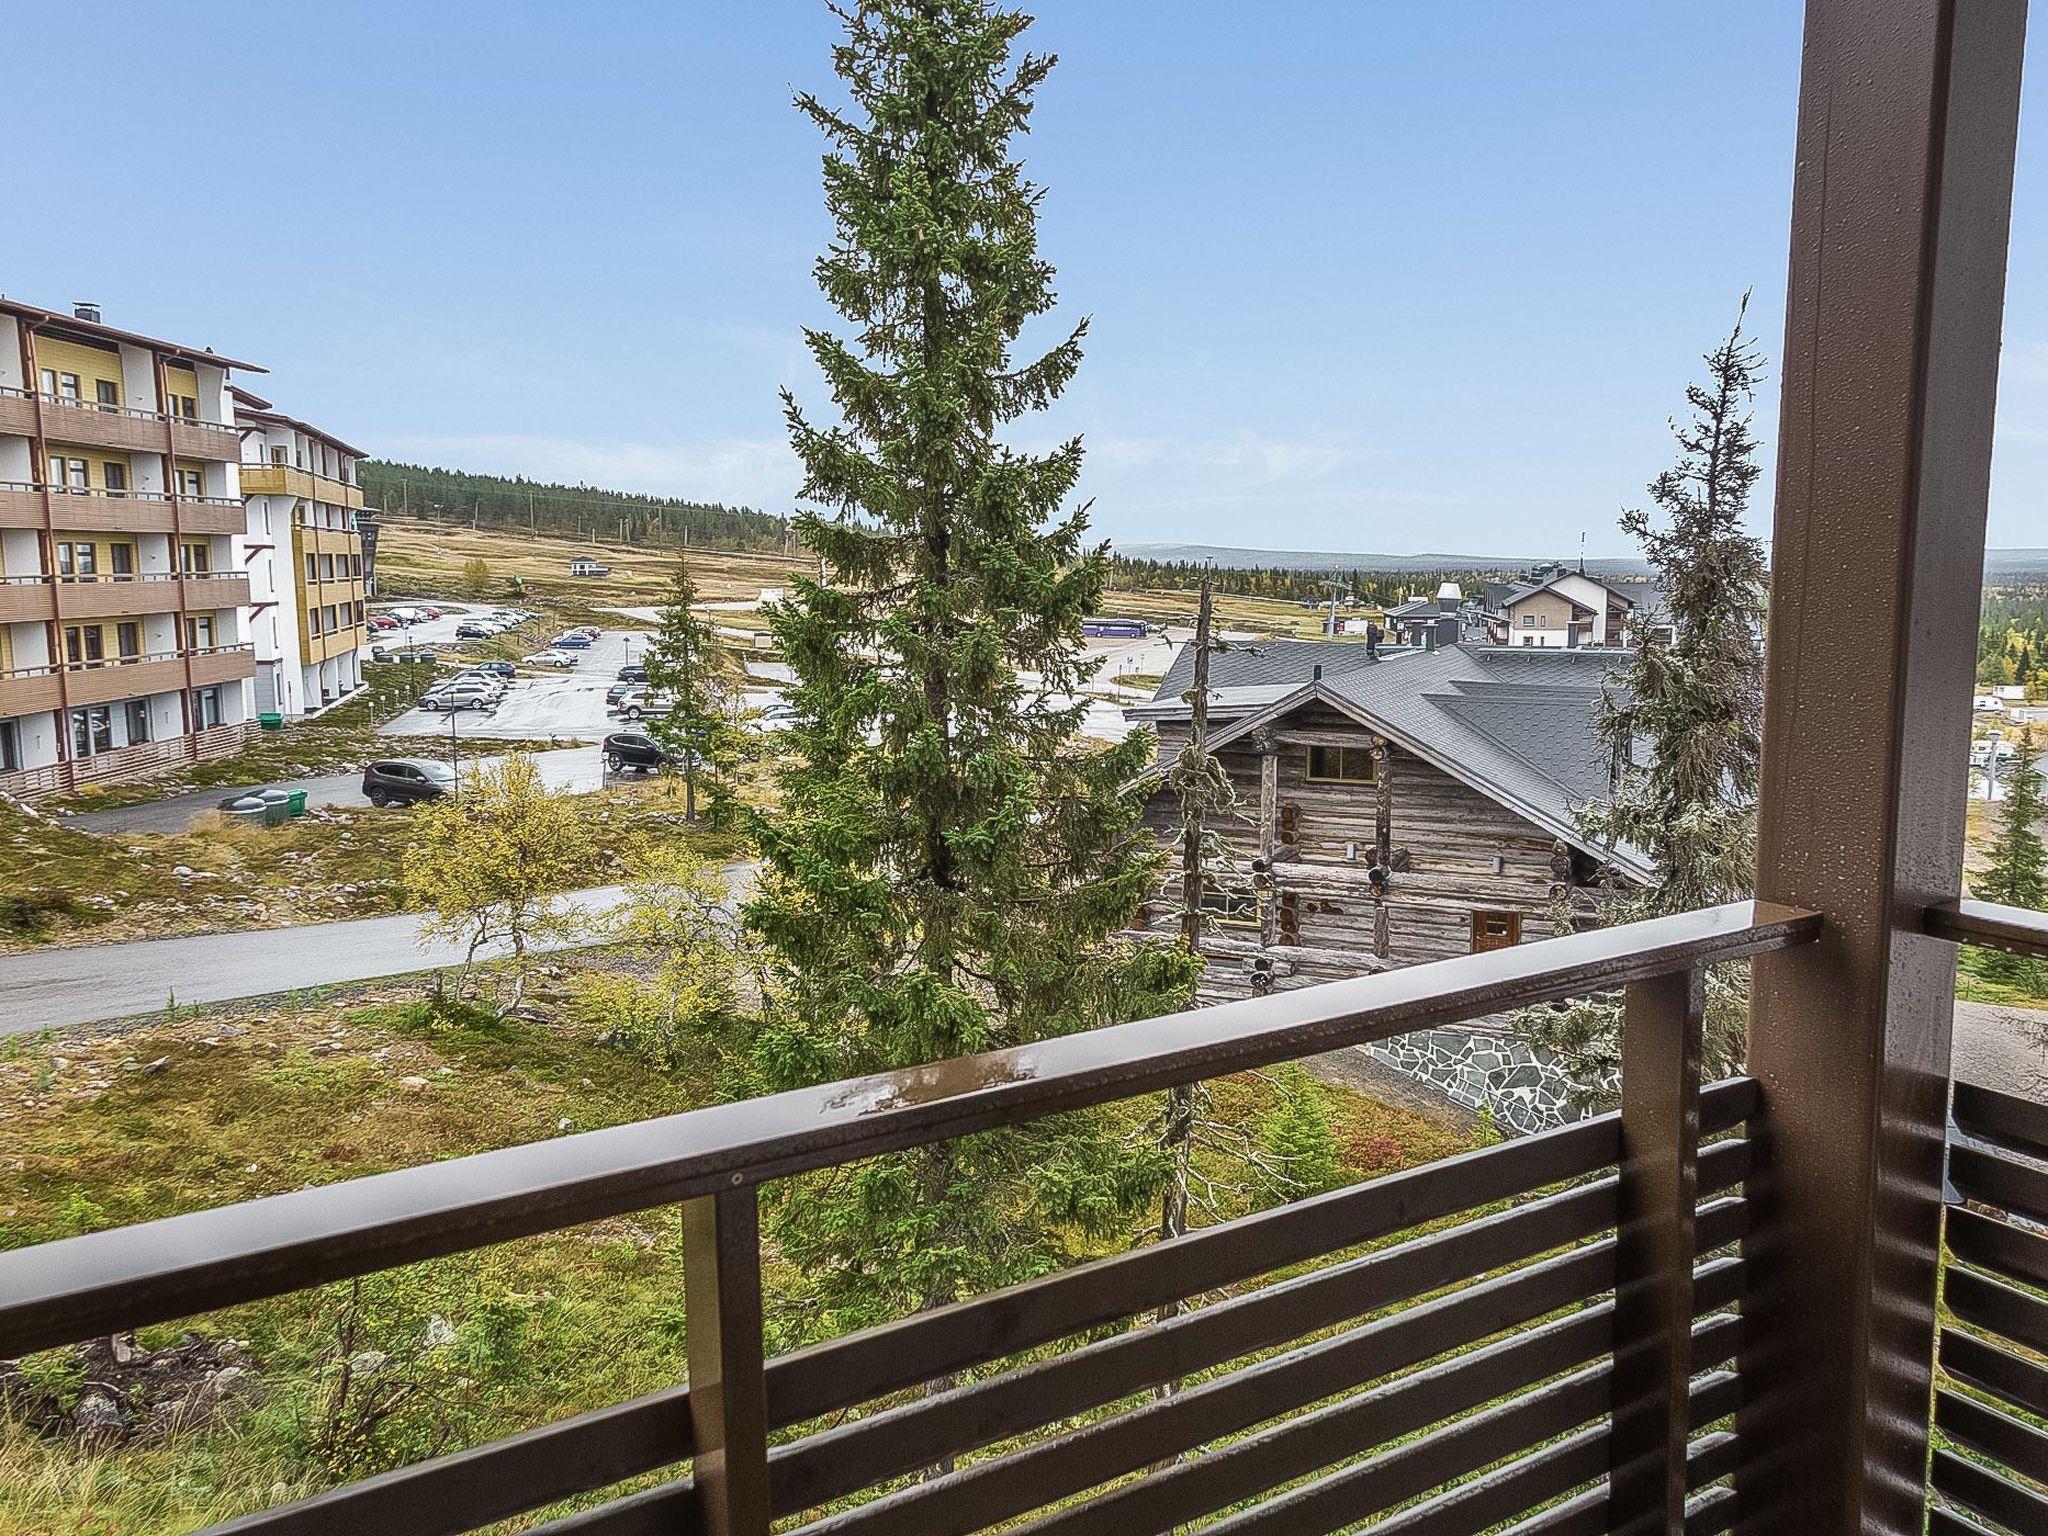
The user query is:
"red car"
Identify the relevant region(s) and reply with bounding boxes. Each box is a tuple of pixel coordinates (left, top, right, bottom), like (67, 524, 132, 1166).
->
(417, 606, 444, 620)
(368, 615, 399, 631)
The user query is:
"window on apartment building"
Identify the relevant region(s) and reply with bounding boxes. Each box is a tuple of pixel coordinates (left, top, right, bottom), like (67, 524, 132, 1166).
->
(123, 699, 151, 744)
(55, 543, 97, 579)
(0, 720, 18, 773)
(1537, 614, 1549, 628)
(304, 553, 318, 583)
(63, 625, 106, 665)
(169, 394, 198, 421)
(323, 604, 338, 633)
(39, 370, 81, 402)
(108, 543, 134, 576)
(1522, 613, 1535, 628)
(70, 706, 113, 758)
(308, 608, 322, 637)
(320, 554, 335, 580)
(185, 615, 215, 651)
(269, 445, 288, 465)
(1470, 910, 1522, 954)
(115, 623, 140, 659)
(1305, 743, 1375, 784)
(180, 542, 210, 574)
(95, 380, 119, 413)
(173, 469, 205, 498)
(102, 462, 127, 492)
(191, 687, 222, 729)
(47, 456, 88, 491)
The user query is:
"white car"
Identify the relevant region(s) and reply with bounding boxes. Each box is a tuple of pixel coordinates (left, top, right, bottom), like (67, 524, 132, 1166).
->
(750, 702, 804, 733)
(522, 649, 578, 668)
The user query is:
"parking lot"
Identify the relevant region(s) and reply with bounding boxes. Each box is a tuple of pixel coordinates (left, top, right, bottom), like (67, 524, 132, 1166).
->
(379, 627, 659, 741)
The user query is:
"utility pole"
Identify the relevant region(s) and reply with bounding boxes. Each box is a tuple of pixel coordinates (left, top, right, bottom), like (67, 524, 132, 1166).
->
(1321, 579, 1350, 639)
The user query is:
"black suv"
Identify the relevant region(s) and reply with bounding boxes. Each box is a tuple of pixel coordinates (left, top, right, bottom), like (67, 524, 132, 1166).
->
(616, 663, 647, 683)
(602, 731, 669, 774)
(361, 758, 458, 807)
(455, 622, 494, 640)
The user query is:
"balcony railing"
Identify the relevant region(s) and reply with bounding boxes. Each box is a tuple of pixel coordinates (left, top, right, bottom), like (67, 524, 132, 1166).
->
(0, 901, 1818, 1536)
(0, 642, 252, 683)
(0, 384, 237, 436)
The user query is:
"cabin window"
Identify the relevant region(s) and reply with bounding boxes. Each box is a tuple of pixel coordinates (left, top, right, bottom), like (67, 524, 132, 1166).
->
(1306, 744, 1374, 784)
(1471, 910, 1522, 953)
(1201, 885, 1262, 931)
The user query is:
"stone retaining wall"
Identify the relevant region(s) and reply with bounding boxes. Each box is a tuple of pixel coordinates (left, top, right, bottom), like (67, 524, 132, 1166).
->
(1365, 1026, 1586, 1137)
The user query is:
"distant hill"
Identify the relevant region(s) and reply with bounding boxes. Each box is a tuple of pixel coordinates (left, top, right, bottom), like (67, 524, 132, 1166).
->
(358, 460, 793, 554)
(1118, 541, 2048, 581)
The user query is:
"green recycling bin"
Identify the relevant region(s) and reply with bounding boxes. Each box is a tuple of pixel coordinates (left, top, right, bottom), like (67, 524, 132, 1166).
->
(258, 712, 285, 731)
(286, 790, 309, 817)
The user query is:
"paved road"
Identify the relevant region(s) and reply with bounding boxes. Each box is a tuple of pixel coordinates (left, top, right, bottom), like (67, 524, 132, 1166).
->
(0, 886, 641, 1036)
(72, 746, 609, 835)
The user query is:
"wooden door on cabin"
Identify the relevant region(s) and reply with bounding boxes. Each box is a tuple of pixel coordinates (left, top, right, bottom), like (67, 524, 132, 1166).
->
(1470, 910, 1521, 953)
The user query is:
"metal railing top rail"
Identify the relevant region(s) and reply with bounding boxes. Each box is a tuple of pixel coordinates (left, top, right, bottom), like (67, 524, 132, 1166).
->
(1926, 899, 2048, 962)
(0, 385, 239, 432)
(0, 570, 249, 586)
(0, 899, 1816, 1362)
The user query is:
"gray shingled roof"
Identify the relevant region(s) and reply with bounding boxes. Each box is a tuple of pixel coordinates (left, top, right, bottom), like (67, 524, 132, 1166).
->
(1151, 637, 1387, 698)
(1131, 641, 1643, 875)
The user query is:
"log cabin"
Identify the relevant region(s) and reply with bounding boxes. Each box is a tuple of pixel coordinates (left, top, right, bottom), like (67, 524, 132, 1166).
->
(1126, 637, 1642, 1129)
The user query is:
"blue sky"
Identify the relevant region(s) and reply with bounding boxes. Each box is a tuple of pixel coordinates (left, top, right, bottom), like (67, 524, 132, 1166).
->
(7, 3, 2046, 554)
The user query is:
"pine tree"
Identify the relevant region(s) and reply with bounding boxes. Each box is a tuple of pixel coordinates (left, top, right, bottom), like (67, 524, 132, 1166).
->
(747, 0, 1198, 1331)
(1258, 1065, 1343, 1201)
(1974, 730, 2048, 987)
(642, 561, 737, 822)
(1517, 300, 1769, 1093)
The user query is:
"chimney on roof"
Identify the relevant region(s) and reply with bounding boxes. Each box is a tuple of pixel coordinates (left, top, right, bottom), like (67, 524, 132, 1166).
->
(1313, 664, 1323, 682)
(73, 301, 100, 324)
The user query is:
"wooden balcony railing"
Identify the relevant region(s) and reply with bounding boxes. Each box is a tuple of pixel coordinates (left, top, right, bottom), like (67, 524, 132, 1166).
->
(0, 901, 1818, 1536)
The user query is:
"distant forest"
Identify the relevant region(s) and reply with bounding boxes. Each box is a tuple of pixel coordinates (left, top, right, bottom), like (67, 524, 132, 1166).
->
(1101, 555, 1516, 608)
(1981, 583, 2048, 694)
(357, 461, 795, 553)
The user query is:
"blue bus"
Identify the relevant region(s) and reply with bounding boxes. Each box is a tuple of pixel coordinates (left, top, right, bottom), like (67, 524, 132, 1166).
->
(1082, 617, 1149, 639)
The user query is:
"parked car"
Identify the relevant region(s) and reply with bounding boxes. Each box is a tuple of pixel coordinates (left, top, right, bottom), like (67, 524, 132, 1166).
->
(419, 683, 499, 713)
(417, 605, 444, 620)
(361, 758, 458, 807)
(602, 731, 670, 774)
(612, 688, 674, 721)
(368, 615, 400, 631)
(445, 670, 508, 696)
(468, 660, 516, 678)
(522, 648, 577, 668)
(550, 632, 594, 649)
(616, 663, 647, 683)
(454, 622, 496, 640)
(606, 681, 636, 706)
(753, 701, 804, 732)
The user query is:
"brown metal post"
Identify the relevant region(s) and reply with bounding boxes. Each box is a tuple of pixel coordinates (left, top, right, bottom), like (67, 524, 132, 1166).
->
(1611, 966, 1703, 1535)
(1738, 2, 2027, 1532)
(683, 1188, 771, 1536)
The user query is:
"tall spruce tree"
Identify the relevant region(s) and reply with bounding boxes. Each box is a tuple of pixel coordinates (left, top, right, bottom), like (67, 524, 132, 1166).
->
(642, 560, 736, 822)
(1518, 301, 1769, 1091)
(1974, 731, 2048, 987)
(747, 0, 1196, 1331)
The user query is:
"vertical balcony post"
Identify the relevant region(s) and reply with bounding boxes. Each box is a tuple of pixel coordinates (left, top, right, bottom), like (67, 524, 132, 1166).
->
(683, 1188, 772, 1536)
(1611, 966, 1703, 1535)
(1740, 2, 2026, 1531)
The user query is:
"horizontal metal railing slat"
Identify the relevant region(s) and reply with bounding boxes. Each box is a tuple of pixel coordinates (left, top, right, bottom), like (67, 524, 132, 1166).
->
(1195, 1313, 1744, 1536)
(1491, 1391, 1741, 1536)
(992, 1242, 1745, 1536)
(1929, 1448, 2048, 1535)
(1947, 1267, 2048, 1362)
(1936, 1389, 2048, 1487)
(767, 1101, 1634, 1429)
(518, 1479, 703, 1536)
(192, 1379, 694, 1536)
(1954, 1080, 2048, 1166)
(1943, 1328, 2048, 1422)
(1948, 1207, 2048, 1294)
(1684, 1484, 1739, 1536)
(190, 1107, 1744, 1536)
(1929, 1503, 2012, 1536)
(0, 904, 1810, 1362)
(769, 1175, 1623, 1516)
(1950, 1144, 2048, 1231)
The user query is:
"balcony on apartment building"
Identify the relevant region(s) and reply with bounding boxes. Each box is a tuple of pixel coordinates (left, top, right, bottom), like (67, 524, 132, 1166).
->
(0, 7, 2031, 1536)
(0, 482, 247, 535)
(242, 461, 366, 509)
(0, 642, 254, 714)
(0, 570, 251, 624)
(0, 386, 242, 462)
